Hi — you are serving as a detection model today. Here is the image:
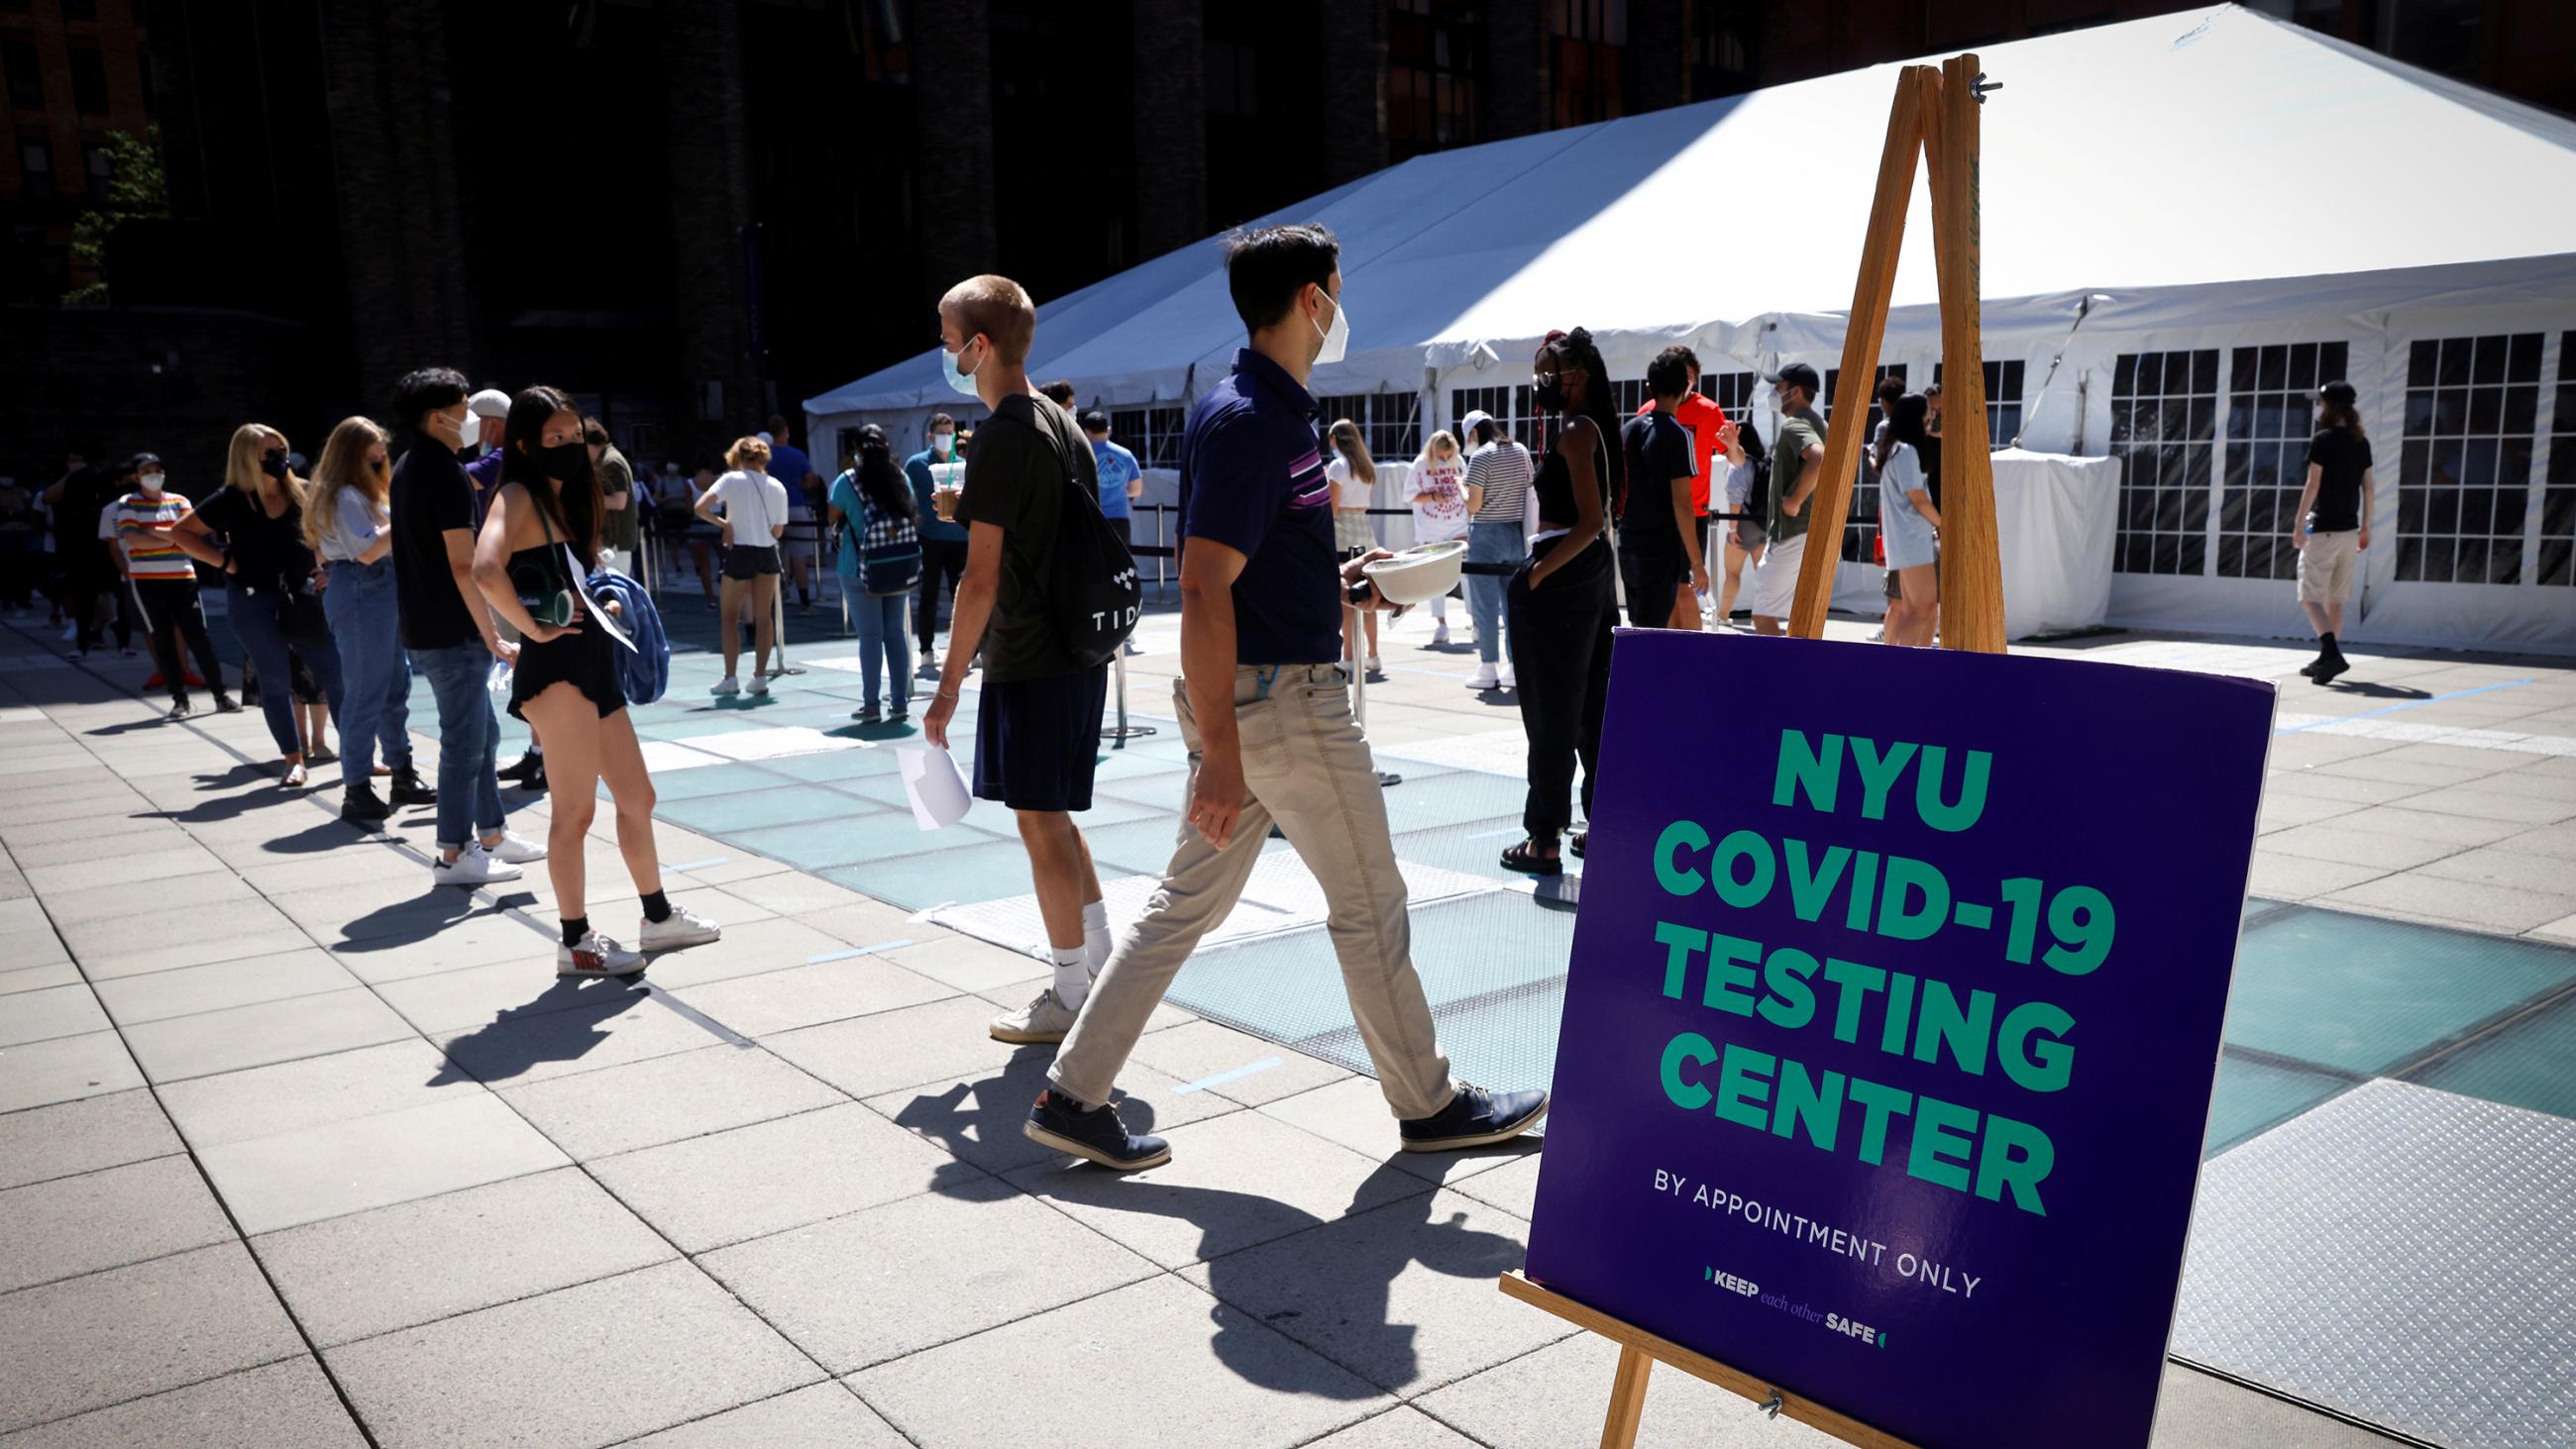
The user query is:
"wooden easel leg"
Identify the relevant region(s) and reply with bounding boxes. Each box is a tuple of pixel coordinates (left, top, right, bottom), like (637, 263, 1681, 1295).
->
(1598, 1344, 1655, 1449)
(1922, 53, 2007, 653)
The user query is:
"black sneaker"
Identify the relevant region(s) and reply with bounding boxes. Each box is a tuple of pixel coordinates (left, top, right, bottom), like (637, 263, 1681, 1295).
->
(1023, 1088, 1171, 1171)
(212, 693, 244, 713)
(387, 767, 437, 805)
(341, 783, 393, 824)
(498, 751, 542, 784)
(851, 704, 883, 725)
(522, 758, 547, 794)
(2312, 653, 2351, 685)
(1398, 1084, 1549, 1154)
(165, 698, 193, 721)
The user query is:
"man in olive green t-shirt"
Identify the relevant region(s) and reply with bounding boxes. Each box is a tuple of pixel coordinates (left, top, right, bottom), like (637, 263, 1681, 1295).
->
(1751, 362, 1830, 635)
(585, 417, 639, 574)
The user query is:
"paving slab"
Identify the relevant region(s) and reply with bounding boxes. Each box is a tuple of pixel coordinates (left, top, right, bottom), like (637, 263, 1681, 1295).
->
(0, 1028, 145, 1112)
(323, 1260, 821, 1449)
(2320, 872, 2576, 934)
(1304, 1407, 1486, 1447)
(2260, 823, 2467, 872)
(618, 1383, 907, 1449)
(612, 915, 859, 990)
(1415, 1330, 1835, 1448)
(2147, 1366, 2408, 1448)
(0, 983, 111, 1046)
(763, 993, 1037, 1099)
(2246, 854, 2396, 902)
(0, 1240, 305, 1434)
(863, 1050, 1236, 1175)
(2414, 843, 2576, 895)
(1448, 1151, 1544, 1222)
(70, 907, 309, 980)
(373, 958, 640, 1036)
(0, 1356, 363, 1449)
(88, 948, 358, 1026)
(434, 991, 735, 1087)
(1127, 1018, 1355, 1107)
(157, 1038, 462, 1148)
(0, 1153, 235, 1293)
(661, 958, 954, 1037)
(42, 866, 258, 925)
(702, 1173, 1158, 1371)
(853, 1274, 1389, 1448)
(0, 1087, 181, 1189)
(1262, 1075, 1538, 1190)
(331, 910, 564, 985)
(195, 1087, 569, 1234)
(0, 931, 70, 977)
(118, 986, 413, 1084)
(495, 1041, 846, 1161)
(254, 1167, 676, 1346)
(588, 1100, 973, 1252)
(871, 932, 1047, 993)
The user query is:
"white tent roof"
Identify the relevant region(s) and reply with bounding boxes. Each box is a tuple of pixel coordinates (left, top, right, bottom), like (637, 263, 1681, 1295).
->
(807, 4, 2576, 416)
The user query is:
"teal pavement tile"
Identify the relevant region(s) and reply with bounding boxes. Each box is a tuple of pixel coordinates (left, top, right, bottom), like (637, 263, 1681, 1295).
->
(632, 711, 785, 741)
(648, 762, 805, 803)
(2406, 988, 2576, 1123)
(820, 837, 1131, 912)
(2201, 1053, 2354, 1158)
(657, 783, 882, 834)
(2221, 908, 2576, 1075)
(736, 814, 992, 874)
(1387, 820, 1537, 885)
(762, 747, 906, 783)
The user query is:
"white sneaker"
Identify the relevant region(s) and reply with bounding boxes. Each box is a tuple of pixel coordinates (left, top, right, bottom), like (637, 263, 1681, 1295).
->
(1465, 662, 1499, 690)
(1365, 654, 1383, 675)
(1498, 664, 1517, 690)
(485, 830, 548, 865)
(557, 930, 645, 978)
(638, 904, 721, 952)
(990, 986, 1080, 1045)
(711, 675, 739, 696)
(915, 658, 940, 680)
(432, 844, 523, 887)
(1432, 623, 1450, 647)
(748, 674, 770, 696)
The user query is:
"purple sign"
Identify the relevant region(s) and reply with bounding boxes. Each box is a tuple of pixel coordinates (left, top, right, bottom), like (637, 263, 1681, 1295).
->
(1526, 631, 2274, 1449)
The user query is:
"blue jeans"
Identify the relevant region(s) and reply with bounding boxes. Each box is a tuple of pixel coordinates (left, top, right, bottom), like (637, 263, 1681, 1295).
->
(228, 580, 345, 758)
(1466, 521, 1525, 666)
(411, 640, 506, 851)
(322, 558, 413, 791)
(854, 589, 912, 711)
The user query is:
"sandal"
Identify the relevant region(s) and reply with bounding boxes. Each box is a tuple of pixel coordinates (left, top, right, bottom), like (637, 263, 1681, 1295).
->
(1569, 831, 1587, 860)
(1500, 840, 1563, 877)
(281, 761, 307, 788)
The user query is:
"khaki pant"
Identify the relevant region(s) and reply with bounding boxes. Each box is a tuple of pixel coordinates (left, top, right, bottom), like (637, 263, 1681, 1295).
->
(1050, 665, 1457, 1121)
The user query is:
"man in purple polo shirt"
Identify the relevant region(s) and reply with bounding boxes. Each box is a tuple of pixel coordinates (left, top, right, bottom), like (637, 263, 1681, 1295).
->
(1023, 223, 1549, 1171)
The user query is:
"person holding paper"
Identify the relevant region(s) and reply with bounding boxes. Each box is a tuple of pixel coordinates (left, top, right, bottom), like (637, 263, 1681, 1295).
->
(1023, 224, 1548, 1172)
(473, 385, 718, 980)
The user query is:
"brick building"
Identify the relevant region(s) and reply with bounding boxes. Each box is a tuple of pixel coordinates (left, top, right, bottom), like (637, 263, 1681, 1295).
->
(3, 0, 2565, 485)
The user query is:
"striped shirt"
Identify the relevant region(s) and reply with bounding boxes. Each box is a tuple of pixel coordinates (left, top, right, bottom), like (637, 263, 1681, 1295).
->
(111, 491, 196, 579)
(1466, 440, 1536, 522)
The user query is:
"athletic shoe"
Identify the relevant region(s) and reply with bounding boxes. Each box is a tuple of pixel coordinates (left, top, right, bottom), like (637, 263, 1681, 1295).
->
(638, 904, 721, 952)
(486, 830, 548, 865)
(916, 659, 941, 680)
(1432, 623, 1450, 647)
(432, 843, 523, 887)
(497, 751, 541, 783)
(1465, 662, 1500, 690)
(557, 930, 646, 978)
(522, 759, 546, 794)
(340, 783, 392, 824)
(388, 767, 437, 805)
(711, 675, 739, 696)
(1497, 664, 1517, 691)
(747, 674, 770, 696)
(1365, 654, 1383, 677)
(119, 645, 138, 658)
(165, 698, 192, 721)
(2312, 654, 2351, 685)
(990, 986, 1080, 1045)
(851, 704, 883, 725)
(1023, 1088, 1170, 1171)
(212, 693, 243, 713)
(1398, 1085, 1550, 1153)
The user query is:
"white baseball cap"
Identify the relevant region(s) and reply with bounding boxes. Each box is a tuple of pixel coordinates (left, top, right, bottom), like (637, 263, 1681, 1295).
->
(756, 431, 775, 446)
(1459, 410, 1496, 436)
(468, 388, 512, 419)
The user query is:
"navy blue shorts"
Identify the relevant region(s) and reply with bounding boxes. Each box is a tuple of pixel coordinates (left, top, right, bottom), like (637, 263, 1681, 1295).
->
(973, 668, 1109, 813)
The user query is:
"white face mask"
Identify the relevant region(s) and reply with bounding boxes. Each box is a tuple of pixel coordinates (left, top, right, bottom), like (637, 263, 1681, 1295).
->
(930, 433, 954, 458)
(1311, 289, 1349, 367)
(139, 472, 165, 495)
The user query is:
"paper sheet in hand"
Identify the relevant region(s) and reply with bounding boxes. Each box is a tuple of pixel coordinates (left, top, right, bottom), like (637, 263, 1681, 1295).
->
(570, 547, 636, 652)
(898, 747, 973, 830)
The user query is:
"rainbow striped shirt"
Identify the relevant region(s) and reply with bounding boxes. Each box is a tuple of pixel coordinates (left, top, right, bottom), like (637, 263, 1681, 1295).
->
(112, 492, 196, 579)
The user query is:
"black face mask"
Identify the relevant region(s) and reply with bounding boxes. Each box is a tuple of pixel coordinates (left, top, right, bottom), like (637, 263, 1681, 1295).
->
(538, 442, 589, 483)
(260, 451, 288, 479)
(1532, 375, 1568, 414)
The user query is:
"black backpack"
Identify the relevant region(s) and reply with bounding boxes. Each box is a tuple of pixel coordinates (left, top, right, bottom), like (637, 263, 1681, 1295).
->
(999, 406, 1140, 669)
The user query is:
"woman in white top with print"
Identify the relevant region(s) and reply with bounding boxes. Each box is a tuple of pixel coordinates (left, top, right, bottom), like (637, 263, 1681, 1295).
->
(1407, 429, 1475, 646)
(1326, 419, 1381, 675)
(694, 434, 789, 696)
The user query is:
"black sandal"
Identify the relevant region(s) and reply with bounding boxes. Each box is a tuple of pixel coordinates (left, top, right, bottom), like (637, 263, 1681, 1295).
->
(1569, 831, 1587, 860)
(1500, 840, 1563, 877)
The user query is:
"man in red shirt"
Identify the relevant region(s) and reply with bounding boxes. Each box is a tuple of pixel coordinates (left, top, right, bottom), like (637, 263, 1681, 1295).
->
(1637, 345, 1734, 629)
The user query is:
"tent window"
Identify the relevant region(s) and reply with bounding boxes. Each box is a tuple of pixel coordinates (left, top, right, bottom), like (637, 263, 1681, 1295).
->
(2220, 342, 2348, 580)
(2396, 332, 2544, 586)
(1318, 393, 1422, 461)
(1824, 364, 1905, 564)
(2109, 350, 2216, 577)
(1930, 360, 2026, 448)
(2544, 333, 2575, 587)
(1106, 407, 1185, 469)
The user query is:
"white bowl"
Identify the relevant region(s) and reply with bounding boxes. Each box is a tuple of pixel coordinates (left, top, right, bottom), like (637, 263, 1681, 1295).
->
(1362, 540, 1468, 604)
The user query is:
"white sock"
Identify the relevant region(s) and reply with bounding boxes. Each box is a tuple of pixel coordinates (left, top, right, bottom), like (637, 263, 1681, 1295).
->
(1081, 900, 1112, 976)
(1050, 946, 1091, 1010)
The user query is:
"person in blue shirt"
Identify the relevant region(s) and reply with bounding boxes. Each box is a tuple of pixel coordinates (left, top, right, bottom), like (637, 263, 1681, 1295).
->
(1079, 410, 1143, 543)
(905, 412, 971, 678)
(1022, 223, 1551, 1172)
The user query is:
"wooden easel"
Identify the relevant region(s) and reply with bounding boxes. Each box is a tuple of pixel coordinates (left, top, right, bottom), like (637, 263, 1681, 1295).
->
(1508, 56, 1994, 1449)
(1787, 54, 2006, 654)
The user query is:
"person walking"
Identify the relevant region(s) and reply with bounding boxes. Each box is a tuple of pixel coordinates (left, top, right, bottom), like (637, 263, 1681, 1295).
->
(308, 416, 435, 823)
(585, 417, 638, 577)
(762, 416, 820, 616)
(1026, 224, 1548, 1170)
(169, 426, 346, 787)
(2293, 379, 2374, 684)
(1327, 418, 1381, 676)
(1635, 346, 1733, 627)
(1502, 328, 1622, 878)
(678, 465, 722, 605)
(827, 424, 921, 724)
(1459, 409, 1531, 691)
(45, 452, 130, 659)
(473, 386, 720, 977)
(1750, 362, 1828, 636)
(387, 367, 543, 887)
(698, 436, 788, 697)
(1717, 419, 1764, 626)
(107, 453, 237, 719)
(1876, 393, 1941, 647)
(907, 414, 971, 679)
(1408, 429, 1473, 646)
(1619, 350, 1706, 632)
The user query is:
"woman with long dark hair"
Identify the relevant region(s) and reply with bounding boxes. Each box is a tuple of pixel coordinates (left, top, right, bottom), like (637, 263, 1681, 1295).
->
(473, 386, 718, 978)
(827, 423, 922, 723)
(1327, 418, 1382, 675)
(1875, 393, 1940, 647)
(1503, 327, 1622, 876)
(1718, 416, 1764, 625)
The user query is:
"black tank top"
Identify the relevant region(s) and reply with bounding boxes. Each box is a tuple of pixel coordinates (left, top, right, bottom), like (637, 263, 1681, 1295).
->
(1532, 421, 1614, 531)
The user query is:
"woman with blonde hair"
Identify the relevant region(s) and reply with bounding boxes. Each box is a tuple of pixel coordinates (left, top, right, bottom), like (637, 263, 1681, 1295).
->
(1326, 418, 1380, 674)
(171, 424, 345, 786)
(695, 433, 788, 696)
(306, 416, 434, 823)
(1407, 428, 1474, 646)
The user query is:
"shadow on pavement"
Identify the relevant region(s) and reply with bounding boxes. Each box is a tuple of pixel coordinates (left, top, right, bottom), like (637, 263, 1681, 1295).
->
(2318, 680, 2434, 700)
(429, 977, 650, 1086)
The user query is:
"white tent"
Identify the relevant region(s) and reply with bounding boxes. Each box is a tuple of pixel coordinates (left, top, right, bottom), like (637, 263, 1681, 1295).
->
(808, 4, 2576, 655)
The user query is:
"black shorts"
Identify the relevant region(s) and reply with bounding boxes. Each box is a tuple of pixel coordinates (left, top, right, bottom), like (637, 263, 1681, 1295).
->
(1618, 544, 1686, 629)
(722, 545, 780, 580)
(973, 668, 1109, 813)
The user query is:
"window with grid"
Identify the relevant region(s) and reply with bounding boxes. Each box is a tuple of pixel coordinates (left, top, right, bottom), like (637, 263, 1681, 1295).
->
(1316, 393, 1421, 461)
(1388, 0, 1481, 161)
(2545, 333, 2575, 587)
(1549, 0, 1628, 128)
(1105, 407, 1186, 469)
(2220, 342, 2348, 580)
(2397, 333, 2543, 586)
(1823, 363, 1905, 563)
(2109, 350, 2216, 576)
(1930, 360, 2026, 448)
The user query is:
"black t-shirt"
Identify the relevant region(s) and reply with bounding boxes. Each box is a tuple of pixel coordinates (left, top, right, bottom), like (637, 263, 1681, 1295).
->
(2304, 426, 2372, 533)
(953, 393, 1093, 682)
(1619, 411, 1696, 551)
(194, 485, 315, 588)
(389, 440, 483, 651)
(54, 469, 117, 557)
